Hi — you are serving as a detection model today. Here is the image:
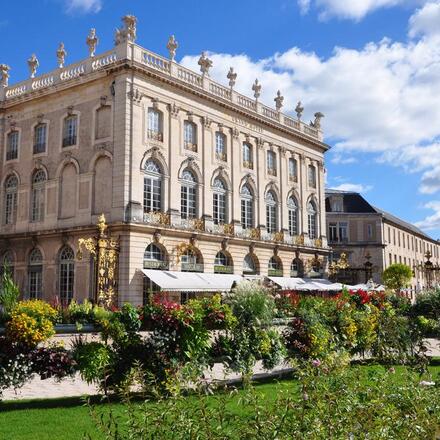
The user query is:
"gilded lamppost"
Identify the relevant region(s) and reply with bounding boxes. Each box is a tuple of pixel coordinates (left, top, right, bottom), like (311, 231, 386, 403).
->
(77, 214, 119, 308)
(414, 250, 440, 289)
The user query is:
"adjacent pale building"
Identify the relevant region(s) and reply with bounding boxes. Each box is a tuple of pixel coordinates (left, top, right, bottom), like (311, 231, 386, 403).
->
(0, 16, 331, 305)
(326, 189, 440, 295)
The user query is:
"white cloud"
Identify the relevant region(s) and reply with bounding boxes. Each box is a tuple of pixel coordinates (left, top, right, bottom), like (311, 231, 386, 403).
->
(64, 0, 102, 14)
(297, 0, 415, 21)
(409, 1, 440, 37)
(331, 153, 358, 164)
(415, 201, 440, 232)
(328, 183, 373, 192)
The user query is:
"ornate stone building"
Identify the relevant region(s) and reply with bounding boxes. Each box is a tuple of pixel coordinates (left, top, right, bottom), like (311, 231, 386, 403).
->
(0, 16, 330, 305)
(326, 189, 440, 296)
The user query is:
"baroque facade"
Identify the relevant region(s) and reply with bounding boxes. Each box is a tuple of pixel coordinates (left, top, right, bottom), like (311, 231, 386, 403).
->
(326, 190, 440, 295)
(0, 16, 330, 305)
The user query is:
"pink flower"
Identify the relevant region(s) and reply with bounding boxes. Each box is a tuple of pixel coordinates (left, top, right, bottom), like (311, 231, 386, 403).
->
(312, 359, 321, 368)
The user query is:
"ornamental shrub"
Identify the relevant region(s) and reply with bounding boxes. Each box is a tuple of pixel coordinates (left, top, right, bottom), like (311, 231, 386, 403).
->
(412, 287, 440, 320)
(67, 299, 94, 324)
(31, 345, 77, 380)
(0, 267, 20, 320)
(382, 263, 413, 291)
(6, 300, 57, 348)
(187, 294, 236, 330)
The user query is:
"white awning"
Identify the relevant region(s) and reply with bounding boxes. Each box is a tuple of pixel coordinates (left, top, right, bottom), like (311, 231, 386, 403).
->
(267, 276, 344, 292)
(350, 283, 385, 292)
(142, 269, 243, 292)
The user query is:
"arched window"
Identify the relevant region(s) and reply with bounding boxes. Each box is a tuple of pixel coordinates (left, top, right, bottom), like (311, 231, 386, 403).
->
(0, 251, 14, 278)
(59, 246, 75, 304)
(242, 143, 253, 169)
(215, 132, 226, 161)
(147, 108, 163, 141)
(266, 190, 278, 233)
(6, 130, 19, 161)
(287, 196, 298, 236)
(144, 243, 167, 270)
(31, 169, 46, 222)
(213, 178, 227, 225)
(290, 258, 304, 277)
(63, 115, 78, 147)
(240, 184, 254, 230)
(143, 160, 162, 213)
(184, 121, 197, 151)
(181, 248, 203, 272)
(28, 248, 43, 299)
(181, 169, 197, 219)
(268, 256, 282, 276)
(243, 253, 258, 275)
(4, 175, 18, 225)
(289, 158, 298, 182)
(307, 201, 318, 239)
(214, 251, 232, 273)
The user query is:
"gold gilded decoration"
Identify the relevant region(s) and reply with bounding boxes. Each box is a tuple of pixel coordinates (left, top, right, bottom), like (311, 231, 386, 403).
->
(273, 231, 284, 243)
(223, 223, 234, 235)
(296, 234, 305, 245)
(314, 238, 322, 248)
(176, 242, 197, 263)
(329, 252, 349, 276)
(193, 218, 205, 232)
(250, 228, 261, 240)
(77, 214, 119, 309)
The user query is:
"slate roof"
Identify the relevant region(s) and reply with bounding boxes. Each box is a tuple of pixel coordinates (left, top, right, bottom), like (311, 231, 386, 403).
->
(325, 189, 438, 242)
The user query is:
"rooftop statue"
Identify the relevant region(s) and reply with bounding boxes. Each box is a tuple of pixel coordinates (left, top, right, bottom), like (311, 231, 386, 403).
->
(56, 42, 67, 68)
(114, 14, 137, 45)
(198, 52, 213, 76)
(0, 64, 10, 87)
(86, 28, 99, 57)
(252, 79, 261, 100)
(27, 54, 39, 79)
(227, 67, 237, 89)
(274, 90, 284, 111)
(166, 35, 178, 61)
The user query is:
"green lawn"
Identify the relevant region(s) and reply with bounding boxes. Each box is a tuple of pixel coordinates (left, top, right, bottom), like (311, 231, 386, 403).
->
(1, 362, 439, 440)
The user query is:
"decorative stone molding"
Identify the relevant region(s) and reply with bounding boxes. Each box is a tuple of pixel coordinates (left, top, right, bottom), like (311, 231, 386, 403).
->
(151, 97, 159, 109)
(257, 137, 264, 149)
(217, 122, 224, 133)
(186, 110, 194, 122)
(100, 95, 107, 107)
(128, 88, 142, 104)
(279, 146, 287, 156)
(170, 102, 180, 118)
(202, 115, 212, 128)
(232, 127, 239, 139)
(86, 28, 99, 57)
(67, 105, 74, 116)
(37, 113, 44, 123)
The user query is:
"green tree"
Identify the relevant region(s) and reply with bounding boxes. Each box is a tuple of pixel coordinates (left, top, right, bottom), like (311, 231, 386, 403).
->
(382, 264, 413, 291)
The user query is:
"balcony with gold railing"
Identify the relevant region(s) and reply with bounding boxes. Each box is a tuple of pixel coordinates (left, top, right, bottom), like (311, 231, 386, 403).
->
(143, 211, 170, 226)
(215, 152, 227, 162)
(243, 160, 254, 170)
(184, 141, 198, 152)
(147, 129, 163, 142)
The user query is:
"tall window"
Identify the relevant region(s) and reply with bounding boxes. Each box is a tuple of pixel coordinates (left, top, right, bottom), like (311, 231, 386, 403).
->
(63, 115, 78, 147)
(287, 196, 298, 236)
(215, 132, 226, 161)
(147, 108, 163, 141)
(266, 190, 278, 233)
(33, 123, 47, 154)
(267, 151, 276, 175)
(28, 248, 43, 299)
(59, 246, 74, 304)
(307, 201, 317, 239)
(184, 121, 197, 151)
(291, 258, 304, 277)
(4, 175, 18, 225)
(329, 223, 337, 242)
(289, 158, 298, 182)
(181, 249, 203, 272)
(339, 222, 348, 242)
(308, 165, 316, 188)
(6, 131, 19, 161)
(243, 254, 257, 274)
(144, 243, 167, 270)
(243, 143, 253, 169)
(213, 178, 227, 225)
(143, 160, 162, 213)
(31, 169, 46, 222)
(214, 251, 232, 273)
(240, 184, 254, 229)
(181, 169, 197, 219)
(268, 256, 282, 276)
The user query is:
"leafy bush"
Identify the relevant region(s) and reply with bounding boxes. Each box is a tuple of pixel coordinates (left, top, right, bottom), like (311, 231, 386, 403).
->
(0, 268, 20, 321)
(412, 287, 440, 320)
(382, 263, 413, 291)
(67, 299, 94, 324)
(31, 345, 77, 380)
(5, 300, 57, 348)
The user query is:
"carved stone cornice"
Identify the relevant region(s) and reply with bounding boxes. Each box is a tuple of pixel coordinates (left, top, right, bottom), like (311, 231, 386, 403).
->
(232, 127, 239, 139)
(170, 102, 180, 118)
(202, 115, 212, 128)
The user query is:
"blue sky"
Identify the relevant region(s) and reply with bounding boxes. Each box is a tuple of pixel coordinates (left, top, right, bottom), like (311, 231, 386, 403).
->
(1, 0, 440, 238)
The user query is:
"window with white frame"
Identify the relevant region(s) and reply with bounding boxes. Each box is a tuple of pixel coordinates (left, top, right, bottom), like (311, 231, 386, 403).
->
(6, 131, 19, 161)
(215, 132, 226, 161)
(184, 121, 197, 151)
(240, 184, 254, 229)
(59, 246, 75, 304)
(143, 160, 162, 213)
(307, 201, 318, 239)
(33, 123, 47, 154)
(213, 178, 227, 225)
(28, 248, 43, 299)
(308, 164, 316, 188)
(144, 243, 167, 270)
(181, 249, 203, 272)
(63, 115, 78, 147)
(242, 142, 253, 169)
(181, 169, 197, 219)
(329, 223, 338, 242)
(339, 222, 348, 242)
(267, 151, 276, 175)
(214, 251, 232, 273)
(147, 108, 163, 141)
(266, 190, 278, 233)
(289, 158, 298, 181)
(4, 175, 18, 225)
(31, 169, 46, 222)
(287, 196, 298, 236)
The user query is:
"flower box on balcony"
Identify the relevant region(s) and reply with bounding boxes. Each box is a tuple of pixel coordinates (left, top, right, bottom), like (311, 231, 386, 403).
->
(268, 269, 283, 277)
(143, 260, 169, 270)
(181, 262, 204, 272)
(214, 265, 233, 274)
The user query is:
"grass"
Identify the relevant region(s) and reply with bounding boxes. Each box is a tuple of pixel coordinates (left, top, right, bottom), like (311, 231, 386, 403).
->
(1, 362, 439, 440)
